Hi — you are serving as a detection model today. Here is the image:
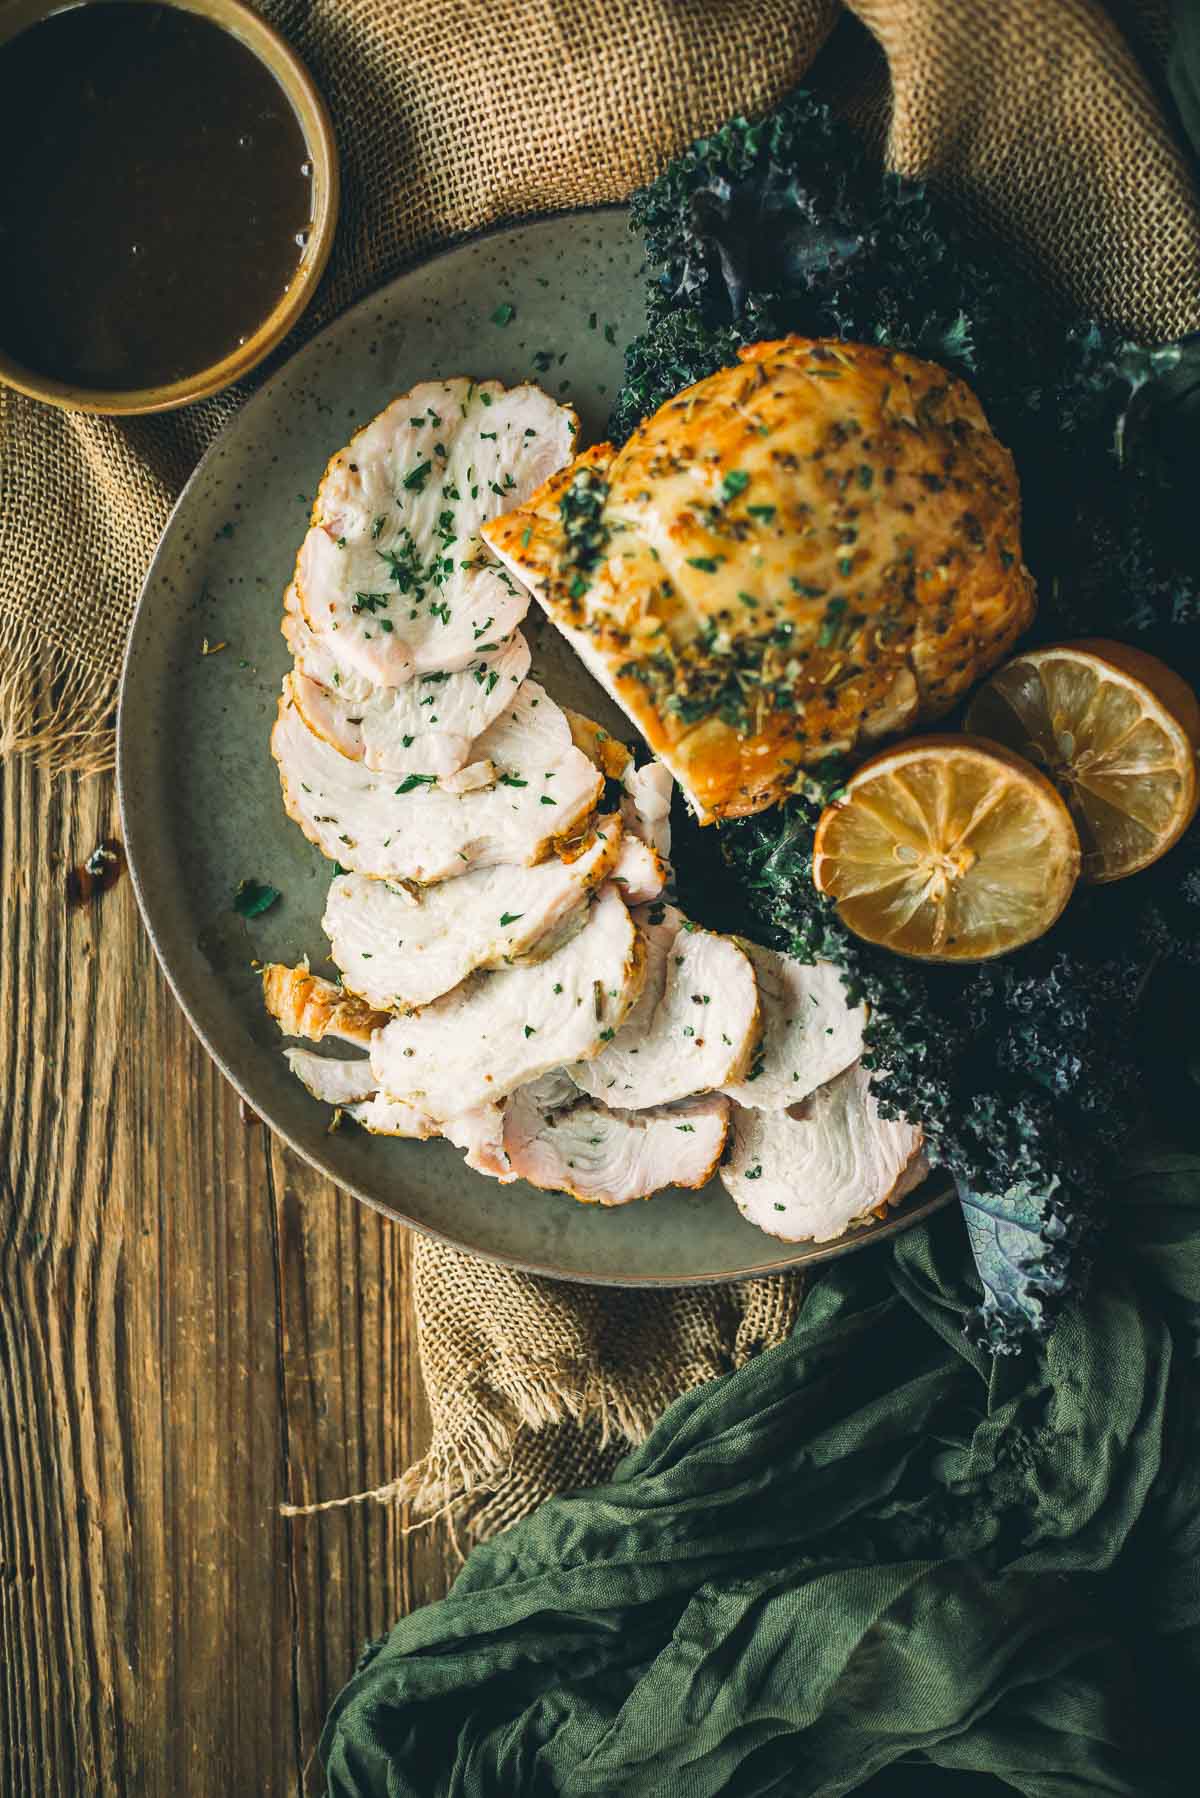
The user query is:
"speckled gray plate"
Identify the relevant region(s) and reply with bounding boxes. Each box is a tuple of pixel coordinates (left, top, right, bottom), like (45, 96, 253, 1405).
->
(118, 209, 953, 1284)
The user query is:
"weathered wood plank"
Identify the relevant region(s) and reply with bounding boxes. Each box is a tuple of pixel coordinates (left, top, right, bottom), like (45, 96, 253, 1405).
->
(0, 759, 455, 1795)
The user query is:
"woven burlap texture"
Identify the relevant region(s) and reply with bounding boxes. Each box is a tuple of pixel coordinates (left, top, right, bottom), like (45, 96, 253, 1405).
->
(6, 0, 1199, 1538)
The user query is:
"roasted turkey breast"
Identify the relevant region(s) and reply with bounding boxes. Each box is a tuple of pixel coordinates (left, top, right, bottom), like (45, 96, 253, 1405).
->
(483, 337, 1036, 820)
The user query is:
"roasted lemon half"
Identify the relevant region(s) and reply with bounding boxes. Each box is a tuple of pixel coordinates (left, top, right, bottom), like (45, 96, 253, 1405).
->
(812, 736, 1081, 961)
(965, 639, 1200, 883)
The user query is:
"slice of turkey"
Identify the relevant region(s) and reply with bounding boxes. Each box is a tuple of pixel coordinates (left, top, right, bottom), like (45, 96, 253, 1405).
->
(721, 1062, 927, 1242)
(294, 379, 576, 686)
(343, 1094, 441, 1138)
(290, 631, 530, 776)
(282, 1044, 495, 1146)
(722, 943, 865, 1108)
(443, 1104, 512, 1178)
(273, 676, 604, 882)
(370, 884, 645, 1121)
(261, 963, 392, 1046)
(503, 1079, 730, 1205)
(449, 1070, 578, 1183)
(284, 1046, 378, 1105)
(282, 580, 375, 706)
(611, 834, 669, 905)
(568, 903, 759, 1107)
(323, 816, 622, 1010)
(621, 760, 674, 859)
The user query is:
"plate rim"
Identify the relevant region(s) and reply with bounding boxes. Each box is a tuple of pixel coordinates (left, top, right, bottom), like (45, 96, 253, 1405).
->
(116, 206, 956, 1287)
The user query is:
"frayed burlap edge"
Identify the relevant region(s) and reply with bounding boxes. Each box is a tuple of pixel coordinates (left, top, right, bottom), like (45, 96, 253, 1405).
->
(281, 1246, 805, 1547)
(0, 618, 117, 777)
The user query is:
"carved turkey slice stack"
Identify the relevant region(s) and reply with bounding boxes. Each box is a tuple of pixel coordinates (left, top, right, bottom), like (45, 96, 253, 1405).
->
(294, 378, 576, 684)
(262, 376, 925, 1236)
(322, 817, 622, 1011)
(273, 676, 604, 881)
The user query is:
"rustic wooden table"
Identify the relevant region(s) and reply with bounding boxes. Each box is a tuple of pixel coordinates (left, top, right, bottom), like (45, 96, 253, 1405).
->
(0, 757, 458, 1795)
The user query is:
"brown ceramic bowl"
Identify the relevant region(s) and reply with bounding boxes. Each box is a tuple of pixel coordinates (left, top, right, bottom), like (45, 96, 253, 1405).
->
(0, 0, 339, 415)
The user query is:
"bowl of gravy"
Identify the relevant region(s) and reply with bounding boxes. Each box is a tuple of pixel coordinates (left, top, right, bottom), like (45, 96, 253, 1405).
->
(0, 0, 338, 413)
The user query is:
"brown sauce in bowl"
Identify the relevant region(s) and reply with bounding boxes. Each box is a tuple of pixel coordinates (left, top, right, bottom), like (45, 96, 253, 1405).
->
(0, 2, 315, 391)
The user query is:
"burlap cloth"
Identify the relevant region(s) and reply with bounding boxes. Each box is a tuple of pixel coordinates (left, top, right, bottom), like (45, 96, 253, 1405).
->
(5, 0, 1198, 1539)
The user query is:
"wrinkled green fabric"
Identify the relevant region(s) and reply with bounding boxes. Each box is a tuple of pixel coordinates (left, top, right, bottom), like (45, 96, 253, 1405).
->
(322, 1148, 1200, 1795)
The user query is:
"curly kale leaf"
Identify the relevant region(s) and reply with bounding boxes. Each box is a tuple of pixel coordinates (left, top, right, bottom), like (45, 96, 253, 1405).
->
(956, 1177, 1088, 1351)
(611, 92, 1037, 440)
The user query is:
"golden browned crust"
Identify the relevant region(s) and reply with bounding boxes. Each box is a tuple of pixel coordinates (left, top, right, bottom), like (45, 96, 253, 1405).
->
(261, 963, 392, 1044)
(484, 338, 1036, 821)
(562, 707, 634, 779)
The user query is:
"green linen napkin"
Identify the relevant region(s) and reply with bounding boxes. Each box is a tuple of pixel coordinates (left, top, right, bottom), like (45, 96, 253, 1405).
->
(320, 1147, 1200, 1794)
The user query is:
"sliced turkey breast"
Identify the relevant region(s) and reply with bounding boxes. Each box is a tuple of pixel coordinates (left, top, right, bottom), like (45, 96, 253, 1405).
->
(284, 1046, 378, 1105)
(369, 884, 645, 1120)
(722, 943, 865, 1108)
(621, 760, 674, 859)
(273, 676, 604, 882)
(343, 1093, 440, 1138)
(611, 834, 669, 905)
(282, 580, 375, 707)
(503, 1083, 730, 1205)
(294, 379, 576, 686)
(261, 963, 392, 1046)
(562, 708, 633, 780)
(568, 902, 760, 1106)
(443, 1104, 512, 1179)
(289, 630, 530, 776)
(282, 1044, 451, 1139)
(322, 817, 622, 1010)
(721, 1062, 927, 1241)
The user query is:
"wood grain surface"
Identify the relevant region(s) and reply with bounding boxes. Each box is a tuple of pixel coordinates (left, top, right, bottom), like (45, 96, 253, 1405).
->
(0, 758, 457, 1796)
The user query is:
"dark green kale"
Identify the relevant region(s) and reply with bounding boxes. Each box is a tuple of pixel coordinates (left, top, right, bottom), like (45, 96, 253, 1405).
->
(629, 93, 1200, 1351)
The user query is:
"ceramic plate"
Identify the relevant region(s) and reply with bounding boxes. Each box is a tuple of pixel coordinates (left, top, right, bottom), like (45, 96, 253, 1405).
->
(118, 209, 954, 1283)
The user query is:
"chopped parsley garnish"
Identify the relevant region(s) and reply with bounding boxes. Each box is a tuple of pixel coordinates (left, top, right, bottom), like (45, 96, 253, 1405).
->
(491, 302, 516, 326)
(720, 470, 749, 501)
(499, 772, 528, 787)
(499, 912, 524, 927)
(394, 773, 438, 794)
(233, 879, 280, 918)
(402, 461, 432, 492)
(686, 556, 720, 573)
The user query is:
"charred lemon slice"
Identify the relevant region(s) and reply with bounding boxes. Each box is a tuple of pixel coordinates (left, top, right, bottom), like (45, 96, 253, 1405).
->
(964, 639, 1200, 883)
(812, 736, 1080, 961)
